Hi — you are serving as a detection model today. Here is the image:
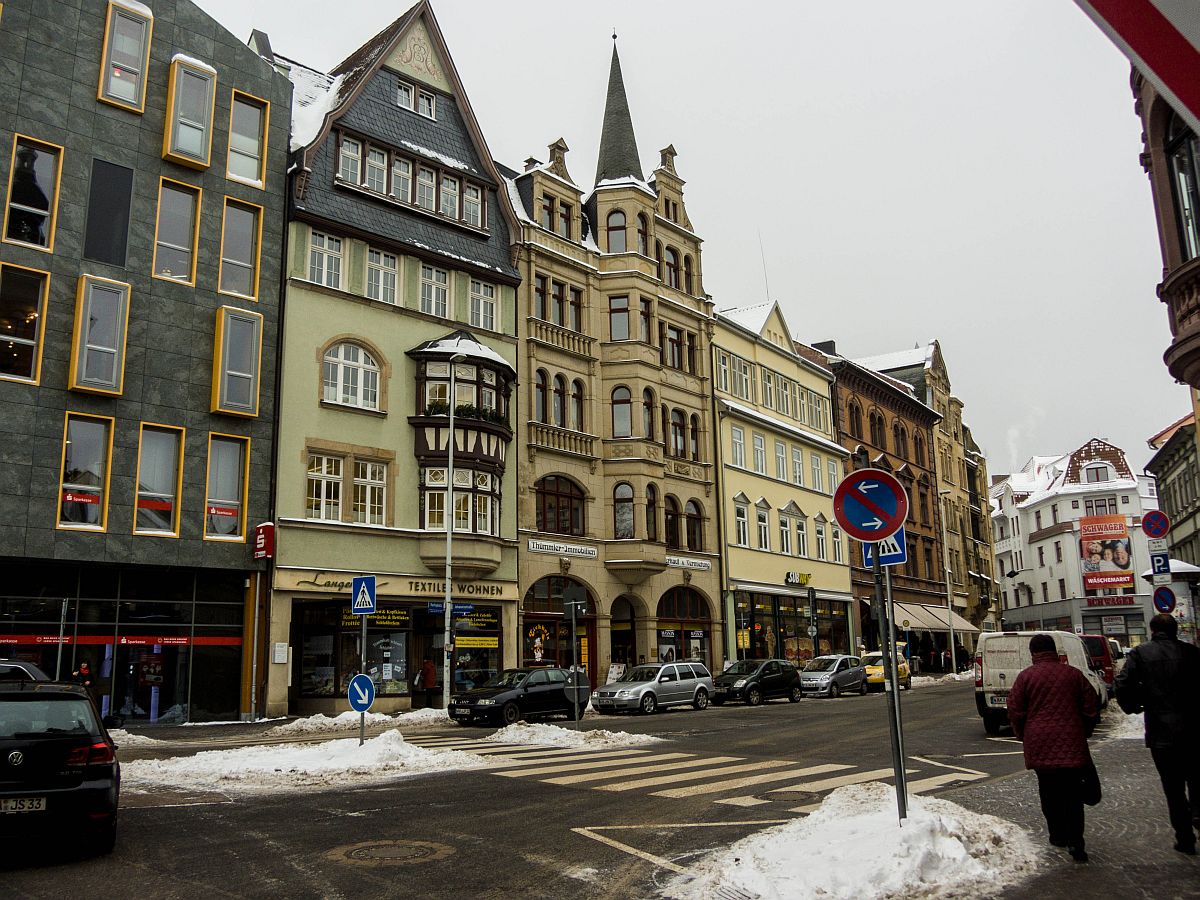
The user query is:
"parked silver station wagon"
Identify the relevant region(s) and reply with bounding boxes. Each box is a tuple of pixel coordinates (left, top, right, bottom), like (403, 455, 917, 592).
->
(591, 662, 714, 714)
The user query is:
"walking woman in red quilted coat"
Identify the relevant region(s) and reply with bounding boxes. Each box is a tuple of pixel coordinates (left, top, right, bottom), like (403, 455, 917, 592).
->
(1007, 633, 1101, 863)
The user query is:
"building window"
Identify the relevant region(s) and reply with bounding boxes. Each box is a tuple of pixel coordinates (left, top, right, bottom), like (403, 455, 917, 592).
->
(646, 483, 658, 541)
(309, 231, 342, 288)
(779, 379, 793, 418)
(734, 504, 749, 546)
(205, 434, 248, 540)
(752, 433, 766, 474)
(568, 286, 583, 332)
(534, 369, 548, 423)
(796, 518, 809, 557)
(69, 275, 130, 395)
(534, 476, 585, 536)
(540, 195, 554, 230)
(611, 387, 632, 437)
(354, 461, 386, 525)
(153, 179, 200, 283)
(757, 509, 770, 550)
(417, 167, 436, 210)
(716, 351, 730, 393)
(792, 447, 804, 486)
(1167, 111, 1200, 260)
(664, 496, 682, 550)
(306, 454, 342, 521)
(636, 213, 649, 254)
(1041, 583, 1049, 603)
(614, 483, 634, 539)
(775, 440, 787, 480)
(833, 526, 844, 563)
(59, 413, 113, 530)
(731, 426, 745, 468)
(828, 459, 839, 493)
(1055, 541, 1063, 563)
(164, 57, 216, 168)
(338, 136, 361, 182)
(425, 489, 445, 530)
(731, 355, 752, 399)
(5, 136, 61, 251)
(893, 423, 908, 458)
(420, 265, 449, 317)
(665, 324, 684, 369)
(366, 249, 398, 304)
(550, 281, 566, 326)
(470, 280, 495, 330)
(685, 500, 703, 551)
(664, 247, 679, 288)
(1084, 465, 1108, 483)
(609, 296, 630, 340)
(0, 264, 48, 384)
(557, 202, 571, 239)
(815, 520, 827, 560)
(366, 147, 388, 193)
(553, 375, 567, 426)
(418, 90, 436, 119)
(134, 424, 183, 536)
(440, 175, 459, 218)
(464, 184, 483, 228)
(683, 256, 694, 294)
(914, 434, 925, 467)
(690, 415, 701, 462)
(83, 159, 133, 267)
(848, 402, 863, 439)
(779, 515, 792, 555)
(811, 454, 823, 492)
(228, 92, 267, 185)
(212, 306, 262, 416)
(98, 1, 153, 112)
(671, 410, 687, 458)
(762, 370, 776, 409)
(571, 380, 585, 430)
(323, 342, 379, 410)
(1058, 578, 1067, 600)
(396, 79, 414, 109)
(392, 158, 412, 202)
(218, 198, 262, 299)
(607, 210, 626, 252)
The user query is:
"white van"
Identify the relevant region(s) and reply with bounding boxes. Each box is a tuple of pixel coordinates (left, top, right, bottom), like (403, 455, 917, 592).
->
(973, 631, 1107, 736)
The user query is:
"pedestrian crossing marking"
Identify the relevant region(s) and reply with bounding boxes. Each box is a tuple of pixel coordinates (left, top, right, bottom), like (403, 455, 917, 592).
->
(651, 763, 853, 799)
(905, 771, 986, 793)
(713, 796, 773, 808)
(596, 759, 794, 792)
(767, 767, 907, 795)
(483, 749, 656, 769)
(495, 752, 696, 778)
(353, 583, 374, 611)
(543, 756, 744, 786)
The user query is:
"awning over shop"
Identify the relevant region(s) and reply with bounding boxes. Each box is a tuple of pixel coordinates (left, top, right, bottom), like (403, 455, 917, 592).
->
(893, 601, 979, 635)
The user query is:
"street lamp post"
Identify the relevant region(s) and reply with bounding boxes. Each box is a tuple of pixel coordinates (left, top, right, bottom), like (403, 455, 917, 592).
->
(939, 489, 958, 674)
(443, 354, 466, 710)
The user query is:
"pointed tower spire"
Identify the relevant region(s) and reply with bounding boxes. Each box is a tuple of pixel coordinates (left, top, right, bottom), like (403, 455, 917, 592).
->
(595, 40, 643, 185)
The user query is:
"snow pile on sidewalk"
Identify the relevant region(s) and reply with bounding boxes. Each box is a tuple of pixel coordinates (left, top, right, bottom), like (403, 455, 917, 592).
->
(391, 707, 449, 727)
(122, 730, 485, 793)
(484, 722, 661, 748)
(1104, 709, 1144, 740)
(271, 710, 397, 735)
(109, 729, 165, 747)
(664, 782, 1040, 900)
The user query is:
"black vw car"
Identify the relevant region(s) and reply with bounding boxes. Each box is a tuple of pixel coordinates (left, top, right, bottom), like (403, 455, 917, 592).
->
(712, 659, 803, 705)
(448, 667, 585, 726)
(0, 681, 120, 855)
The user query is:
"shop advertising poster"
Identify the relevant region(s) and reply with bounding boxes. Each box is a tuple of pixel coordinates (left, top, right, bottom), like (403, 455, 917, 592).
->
(1080, 515, 1135, 591)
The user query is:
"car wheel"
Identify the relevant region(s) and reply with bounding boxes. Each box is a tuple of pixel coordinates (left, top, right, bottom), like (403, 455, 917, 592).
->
(693, 688, 709, 710)
(89, 819, 117, 856)
(639, 692, 658, 715)
(829, 683, 841, 699)
(789, 686, 802, 703)
(501, 702, 521, 726)
(983, 711, 1003, 736)
(859, 677, 868, 696)
(746, 687, 763, 706)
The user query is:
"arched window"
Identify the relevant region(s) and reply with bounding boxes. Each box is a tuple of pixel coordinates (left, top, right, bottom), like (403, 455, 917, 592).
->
(684, 500, 703, 551)
(614, 482, 634, 539)
(534, 369, 548, 423)
(869, 411, 885, 447)
(612, 386, 632, 437)
(323, 342, 380, 410)
(683, 255, 694, 295)
(637, 214, 649, 255)
(661, 404, 669, 449)
(655, 240, 663, 280)
(689, 414, 700, 462)
(914, 433, 926, 467)
(646, 483, 658, 542)
(893, 423, 908, 459)
(606, 210, 626, 253)
(553, 374, 567, 426)
(848, 401, 863, 439)
(642, 388, 656, 439)
(664, 495, 681, 549)
(670, 409, 686, 458)
(534, 476, 585, 536)
(664, 247, 679, 288)
(571, 379, 585, 430)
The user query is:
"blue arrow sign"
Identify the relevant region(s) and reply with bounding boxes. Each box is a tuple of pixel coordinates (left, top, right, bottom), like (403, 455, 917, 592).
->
(348, 673, 375, 712)
(863, 527, 908, 567)
(1153, 586, 1176, 614)
(351, 576, 377, 615)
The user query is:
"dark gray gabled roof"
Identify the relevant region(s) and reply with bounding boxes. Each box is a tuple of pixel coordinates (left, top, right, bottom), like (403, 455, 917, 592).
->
(595, 44, 642, 185)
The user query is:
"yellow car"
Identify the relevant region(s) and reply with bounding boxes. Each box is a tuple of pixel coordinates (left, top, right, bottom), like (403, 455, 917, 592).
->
(861, 648, 912, 691)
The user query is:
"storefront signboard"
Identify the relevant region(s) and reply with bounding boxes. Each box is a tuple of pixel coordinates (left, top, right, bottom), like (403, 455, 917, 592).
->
(1085, 596, 1137, 608)
(456, 635, 499, 649)
(666, 555, 713, 571)
(0, 634, 241, 646)
(527, 539, 597, 558)
(277, 569, 519, 601)
(1101, 615, 1125, 635)
(340, 607, 411, 629)
(253, 522, 275, 559)
(785, 572, 811, 586)
(1079, 516, 1135, 591)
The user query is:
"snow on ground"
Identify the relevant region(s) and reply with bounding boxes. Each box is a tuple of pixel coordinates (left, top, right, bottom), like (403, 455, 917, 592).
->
(910, 672, 973, 688)
(109, 729, 165, 747)
(1104, 709, 1144, 740)
(180, 717, 287, 727)
(122, 731, 485, 793)
(391, 707, 450, 727)
(664, 782, 1040, 900)
(270, 710, 397, 735)
(484, 722, 661, 748)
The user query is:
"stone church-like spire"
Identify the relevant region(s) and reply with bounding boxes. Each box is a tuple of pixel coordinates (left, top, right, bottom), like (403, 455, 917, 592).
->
(595, 38, 643, 185)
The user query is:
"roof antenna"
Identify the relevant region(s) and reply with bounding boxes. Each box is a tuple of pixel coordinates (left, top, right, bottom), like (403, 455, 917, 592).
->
(758, 228, 771, 302)
(613, 28, 618, 41)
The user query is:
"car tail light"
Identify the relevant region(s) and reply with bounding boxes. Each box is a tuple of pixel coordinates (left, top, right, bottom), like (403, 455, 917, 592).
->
(973, 653, 982, 687)
(66, 742, 115, 765)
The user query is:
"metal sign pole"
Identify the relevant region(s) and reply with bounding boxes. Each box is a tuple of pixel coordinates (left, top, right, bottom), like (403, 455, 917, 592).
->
(884, 568, 907, 801)
(571, 599, 579, 731)
(56, 598, 67, 680)
(443, 356, 462, 711)
(874, 551, 906, 821)
(360, 613, 367, 746)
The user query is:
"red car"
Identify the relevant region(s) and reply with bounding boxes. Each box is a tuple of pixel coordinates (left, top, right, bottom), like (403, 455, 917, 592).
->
(1080, 634, 1116, 695)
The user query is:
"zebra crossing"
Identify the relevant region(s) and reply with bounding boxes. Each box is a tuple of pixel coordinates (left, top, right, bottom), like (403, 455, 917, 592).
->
(401, 732, 986, 813)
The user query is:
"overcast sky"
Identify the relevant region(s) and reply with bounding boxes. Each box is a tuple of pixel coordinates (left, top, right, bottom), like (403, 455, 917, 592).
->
(196, 0, 1185, 475)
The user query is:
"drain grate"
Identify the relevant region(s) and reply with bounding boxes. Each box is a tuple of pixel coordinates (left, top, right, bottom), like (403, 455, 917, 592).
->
(324, 840, 455, 867)
(759, 790, 819, 803)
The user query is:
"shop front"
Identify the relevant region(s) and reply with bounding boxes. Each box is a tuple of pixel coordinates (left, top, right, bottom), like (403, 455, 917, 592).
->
(522, 576, 596, 682)
(732, 585, 854, 665)
(655, 587, 713, 667)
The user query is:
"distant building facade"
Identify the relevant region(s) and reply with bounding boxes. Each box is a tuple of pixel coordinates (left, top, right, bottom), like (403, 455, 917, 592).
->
(0, 0, 291, 721)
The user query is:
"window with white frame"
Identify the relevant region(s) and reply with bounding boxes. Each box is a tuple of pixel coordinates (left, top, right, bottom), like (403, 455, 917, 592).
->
(792, 447, 804, 486)
(306, 454, 342, 521)
(323, 342, 379, 410)
(420, 265, 448, 317)
(815, 519, 827, 559)
(811, 453, 823, 492)
(396, 79, 414, 110)
(70, 276, 130, 394)
(440, 175, 459, 218)
(353, 461, 386, 525)
(218, 198, 261, 298)
(366, 248, 397, 304)
(779, 515, 792, 555)
(731, 355, 752, 399)
(309, 231, 342, 288)
(796, 517, 809, 557)
(762, 370, 775, 409)
(731, 426, 745, 468)
(796, 388, 808, 425)
(392, 158, 411, 202)
(827, 458, 839, 493)
(418, 90, 435, 118)
(338, 136, 361, 183)
(464, 184, 482, 228)
(716, 350, 730, 393)
(366, 147, 387, 192)
(833, 526, 844, 563)
(470, 279, 495, 330)
(752, 433, 766, 474)
(416, 167, 436, 210)
(775, 440, 787, 480)
(779, 379, 793, 417)
(757, 509, 770, 550)
(734, 504, 749, 546)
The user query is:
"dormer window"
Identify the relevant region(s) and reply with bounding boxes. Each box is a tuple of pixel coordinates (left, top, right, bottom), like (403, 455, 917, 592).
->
(464, 185, 482, 227)
(1084, 464, 1109, 483)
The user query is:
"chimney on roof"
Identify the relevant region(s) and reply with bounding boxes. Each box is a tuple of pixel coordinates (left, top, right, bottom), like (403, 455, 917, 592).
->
(811, 340, 837, 355)
(524, 157, 540, 173)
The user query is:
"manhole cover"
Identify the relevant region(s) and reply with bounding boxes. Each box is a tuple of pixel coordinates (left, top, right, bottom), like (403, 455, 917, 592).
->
(324, 840, 455, 867)
(761, 790, 819, 802)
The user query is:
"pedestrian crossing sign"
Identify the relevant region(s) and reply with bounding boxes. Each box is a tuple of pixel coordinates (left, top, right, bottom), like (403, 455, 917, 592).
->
(351, 575, 377, 614)
(862, 527, 907, 566)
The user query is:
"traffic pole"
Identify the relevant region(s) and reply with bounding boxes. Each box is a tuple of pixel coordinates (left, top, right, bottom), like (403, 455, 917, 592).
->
(360, 613, 367, 747)
(874, 551, 906, 821)
(570, 599, 579, 731)
(883, 568, 907, 802)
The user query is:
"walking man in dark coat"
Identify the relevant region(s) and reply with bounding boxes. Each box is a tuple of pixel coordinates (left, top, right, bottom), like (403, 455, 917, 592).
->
(1114, 613, 1200, 855)
(1007, 633, 1100, 862)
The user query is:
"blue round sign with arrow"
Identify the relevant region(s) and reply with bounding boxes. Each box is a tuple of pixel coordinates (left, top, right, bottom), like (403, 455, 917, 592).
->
(1153, 586, 1176, 614)
(348, 673, 375, 712)
(833, 468, 909, 543)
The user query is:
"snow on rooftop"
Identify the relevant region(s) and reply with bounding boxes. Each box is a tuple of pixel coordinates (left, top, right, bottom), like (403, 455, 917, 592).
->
(408, 241, 506, 274)
(171, 53, 217, 76)
(415, 331, 515, 371)
(718, 302, 775, 335)
(854, 344, 933, 374)
(483, 723, 662, 748)
(111, 0, 153, 17)
(664, 781, 1039, 900)
(503, 175, 535, 225)
(586, 176, 657, 202)
(400, 140, 473, 173)
(281, 55, 343, 152)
